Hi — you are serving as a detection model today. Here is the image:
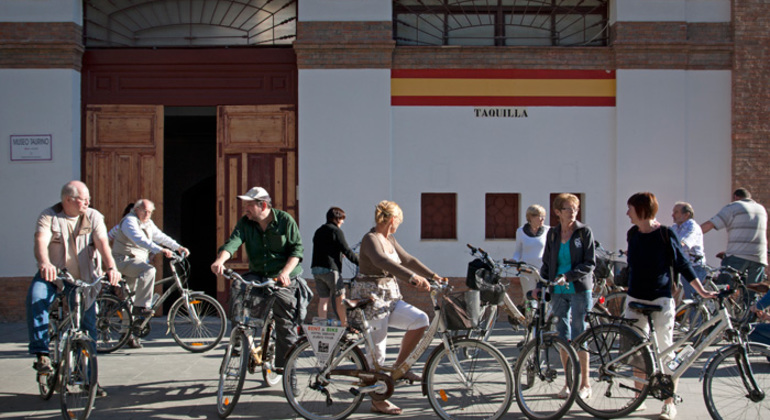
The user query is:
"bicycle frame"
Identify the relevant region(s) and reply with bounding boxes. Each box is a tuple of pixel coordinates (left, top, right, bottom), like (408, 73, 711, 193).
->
(311, 282, 468, 398)
(600, 294, 758, 393)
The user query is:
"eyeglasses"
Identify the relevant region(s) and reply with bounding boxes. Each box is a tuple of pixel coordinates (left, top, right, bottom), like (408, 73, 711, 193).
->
(71, 196, 90, 203)
(561, 207, 579, 213)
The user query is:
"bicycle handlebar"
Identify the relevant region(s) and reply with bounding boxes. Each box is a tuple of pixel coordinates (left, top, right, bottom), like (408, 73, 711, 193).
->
(57, 269, 105, 288)
(166, 250, 186, 263)
(222, 269, 277, 289)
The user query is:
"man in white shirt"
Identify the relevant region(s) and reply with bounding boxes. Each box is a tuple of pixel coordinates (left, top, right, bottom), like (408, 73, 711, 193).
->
(111, 199, 189, 347)
(672, 202, 707, 298)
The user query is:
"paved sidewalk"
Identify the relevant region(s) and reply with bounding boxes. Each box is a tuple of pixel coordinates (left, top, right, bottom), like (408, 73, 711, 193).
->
(1, 319, 719, 420)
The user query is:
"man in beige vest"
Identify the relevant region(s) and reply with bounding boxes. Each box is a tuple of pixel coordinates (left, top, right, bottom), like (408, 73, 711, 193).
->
(112, 199, 189, 348)
(27, 180, 121, 396)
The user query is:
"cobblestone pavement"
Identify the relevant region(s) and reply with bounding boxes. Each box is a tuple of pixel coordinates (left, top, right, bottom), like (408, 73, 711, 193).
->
(0, 319, 721, 420)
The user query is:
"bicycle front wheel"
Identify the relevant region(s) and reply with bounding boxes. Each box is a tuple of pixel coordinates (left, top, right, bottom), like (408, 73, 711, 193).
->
(283, 338, 367, 420)
(514, 335, 579, 420)
(572, 323, 653, 418)
(95, 294, 131, 353)
(38, 321, 60, 400)
(425, 338, 514, 420)
(60, 339, 97, 420)
(704, 342, 770, 420)
(216, 331, 249, 418)
(169, 293, 226, 353)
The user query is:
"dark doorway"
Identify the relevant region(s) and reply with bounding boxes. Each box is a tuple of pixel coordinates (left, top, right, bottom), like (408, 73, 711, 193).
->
(164, 107, 218, 300)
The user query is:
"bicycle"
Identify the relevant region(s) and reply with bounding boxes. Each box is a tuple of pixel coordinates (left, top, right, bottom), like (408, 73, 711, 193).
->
(281, 278, 514, 420)
(503, 259, 581, 420)
(216, 269, 282, 418)
(672, 265, 753, 346)
(37, 270, 104, 420)
(462, 244, 526, 344)
(571, 281, 769, 419)
(95, 251, 226, 353)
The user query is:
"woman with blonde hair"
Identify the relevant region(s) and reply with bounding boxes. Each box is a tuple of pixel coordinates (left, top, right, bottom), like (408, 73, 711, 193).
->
(513, 204, 549, 297)
(350, 200, 444, 415)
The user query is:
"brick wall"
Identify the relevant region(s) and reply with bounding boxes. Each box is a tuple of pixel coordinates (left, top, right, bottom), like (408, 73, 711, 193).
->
(0, 22, 83, 70)
(1, 278, 31, 322)
(294, 21, 394, 69)
(732, 1, 770, 206)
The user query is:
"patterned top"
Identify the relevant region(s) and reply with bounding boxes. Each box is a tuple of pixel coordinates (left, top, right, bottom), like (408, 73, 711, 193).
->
(349, 229, 436, 323)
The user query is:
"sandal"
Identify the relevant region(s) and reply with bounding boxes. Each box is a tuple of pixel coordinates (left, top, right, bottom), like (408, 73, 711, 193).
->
(401, 370, 421, 383)
(371, 400, 402, 415)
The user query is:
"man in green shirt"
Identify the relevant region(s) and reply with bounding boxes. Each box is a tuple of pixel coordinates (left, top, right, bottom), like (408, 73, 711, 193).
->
(211, 186, 304, 368)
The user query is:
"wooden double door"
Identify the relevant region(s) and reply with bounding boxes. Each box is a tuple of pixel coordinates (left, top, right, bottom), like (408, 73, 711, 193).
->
(84, 104, 297, 299)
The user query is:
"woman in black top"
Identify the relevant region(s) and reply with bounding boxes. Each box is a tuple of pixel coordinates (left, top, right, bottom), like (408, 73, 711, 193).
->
(311, 207, 359, 326)
(624, 192, 715, 420)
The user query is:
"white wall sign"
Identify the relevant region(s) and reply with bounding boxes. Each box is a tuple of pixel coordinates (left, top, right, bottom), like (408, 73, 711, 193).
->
(10, 135, 52, 161)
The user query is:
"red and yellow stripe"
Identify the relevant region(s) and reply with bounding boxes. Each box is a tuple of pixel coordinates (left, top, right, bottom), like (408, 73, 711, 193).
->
(391, 69, 615, 107)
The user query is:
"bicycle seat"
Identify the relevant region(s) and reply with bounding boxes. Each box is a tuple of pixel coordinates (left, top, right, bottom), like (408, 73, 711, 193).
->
(343, 298, 374, 310)
(628, 301, 663, 315)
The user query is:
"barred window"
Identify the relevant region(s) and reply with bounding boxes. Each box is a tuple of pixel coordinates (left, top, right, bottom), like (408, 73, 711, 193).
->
(394, 0, 609, 47)
(421, 193, 457, 239)
(486, 193, 520, 239)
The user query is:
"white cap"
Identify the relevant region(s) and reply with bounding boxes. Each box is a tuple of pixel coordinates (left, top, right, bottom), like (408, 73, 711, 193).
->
(237, 187, 271, 202)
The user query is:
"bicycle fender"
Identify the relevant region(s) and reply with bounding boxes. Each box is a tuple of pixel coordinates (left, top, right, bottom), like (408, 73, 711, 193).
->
(699, 342, 770, 381)
(285, 336, 309, 359)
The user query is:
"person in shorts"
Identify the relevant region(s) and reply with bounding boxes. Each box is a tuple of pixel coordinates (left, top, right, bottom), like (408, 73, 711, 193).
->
(311, 207, 358, 326)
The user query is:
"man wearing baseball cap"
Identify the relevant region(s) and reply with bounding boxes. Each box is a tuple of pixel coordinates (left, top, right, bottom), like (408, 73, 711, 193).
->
(211, 186, 306, 369)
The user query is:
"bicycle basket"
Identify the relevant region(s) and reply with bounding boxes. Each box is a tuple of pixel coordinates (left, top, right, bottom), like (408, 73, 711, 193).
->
(466, 258, 506, 305)
(228, 283, 270, 328)
(441, 290, 481, 331)
(613, 262, 629, 287)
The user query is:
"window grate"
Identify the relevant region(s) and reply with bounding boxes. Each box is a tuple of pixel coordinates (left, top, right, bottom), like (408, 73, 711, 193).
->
(84, 0, 296, 48)
(394, 0, 609, 47)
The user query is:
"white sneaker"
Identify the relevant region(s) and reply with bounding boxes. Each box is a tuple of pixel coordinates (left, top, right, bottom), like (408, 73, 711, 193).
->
(557, 385, 570, 399)
(578, 386, 592, 400)
(659, 402, 677, 420)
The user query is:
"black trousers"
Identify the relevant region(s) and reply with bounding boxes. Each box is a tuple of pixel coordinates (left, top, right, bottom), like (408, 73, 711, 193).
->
(244, 273, 298, 368)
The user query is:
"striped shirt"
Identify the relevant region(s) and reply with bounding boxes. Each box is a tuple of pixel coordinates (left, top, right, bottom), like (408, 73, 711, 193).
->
(709, 199, 768, 265)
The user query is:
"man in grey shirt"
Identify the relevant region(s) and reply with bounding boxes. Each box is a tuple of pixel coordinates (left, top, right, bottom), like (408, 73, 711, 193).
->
(702, 188, 768, 285)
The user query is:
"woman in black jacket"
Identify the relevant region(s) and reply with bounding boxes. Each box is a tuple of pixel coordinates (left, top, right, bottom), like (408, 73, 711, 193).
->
(624, 192, 715, 419)
(540, 193, 595, 400)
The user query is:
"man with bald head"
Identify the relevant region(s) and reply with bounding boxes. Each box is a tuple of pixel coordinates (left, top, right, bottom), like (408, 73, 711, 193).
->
(111, 198, 189, 348)
(27, 180, 121, 394)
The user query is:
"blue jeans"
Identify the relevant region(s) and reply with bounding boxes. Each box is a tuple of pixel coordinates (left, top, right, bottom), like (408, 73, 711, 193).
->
(680, 264, 708, 300)
(722, 255, 766, 285)
(551, 290, 592, 342)
(26, 272, 97, 355)
(749, 324, 770, 346)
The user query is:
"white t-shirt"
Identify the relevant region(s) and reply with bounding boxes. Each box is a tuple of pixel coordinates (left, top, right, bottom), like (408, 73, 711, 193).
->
(512, 224, 549, 268)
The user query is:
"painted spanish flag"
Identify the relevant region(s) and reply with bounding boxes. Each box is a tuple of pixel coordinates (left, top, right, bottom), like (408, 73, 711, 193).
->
(391, 69, 615, 107)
